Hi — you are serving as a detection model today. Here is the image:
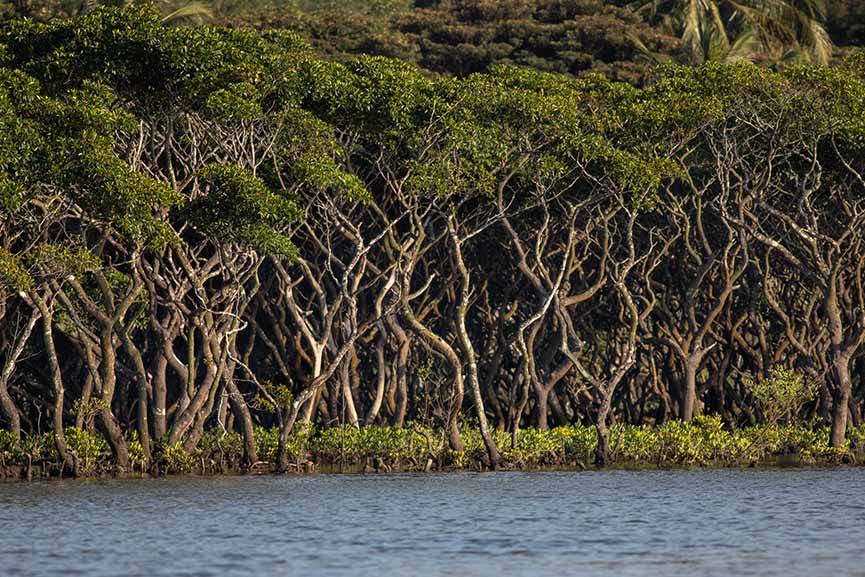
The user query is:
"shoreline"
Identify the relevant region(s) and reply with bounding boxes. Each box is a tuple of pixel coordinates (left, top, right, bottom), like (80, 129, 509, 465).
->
(1, 458, 859, 484)
(3, 416, 863, 482)
(1, 448, 861, 483)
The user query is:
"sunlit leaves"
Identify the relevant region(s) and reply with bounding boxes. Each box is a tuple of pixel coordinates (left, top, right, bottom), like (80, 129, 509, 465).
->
(204, 82, 263, 121)
(191, 164, 301, 257)
(0, 247, 33, 292)
(744, 367, 820, 425)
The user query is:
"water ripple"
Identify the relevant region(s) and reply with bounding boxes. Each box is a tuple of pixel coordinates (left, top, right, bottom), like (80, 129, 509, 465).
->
(0, 469, 863, 577)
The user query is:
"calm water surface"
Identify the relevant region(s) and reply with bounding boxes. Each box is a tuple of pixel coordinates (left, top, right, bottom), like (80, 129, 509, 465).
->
(1, 469, 863, 577)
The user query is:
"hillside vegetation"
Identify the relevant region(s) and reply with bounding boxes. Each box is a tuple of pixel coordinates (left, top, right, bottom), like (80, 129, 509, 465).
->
(5, 1, 865, 83)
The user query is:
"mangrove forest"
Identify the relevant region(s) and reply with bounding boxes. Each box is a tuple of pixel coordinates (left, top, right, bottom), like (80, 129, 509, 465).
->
(2, 4, 865, 478)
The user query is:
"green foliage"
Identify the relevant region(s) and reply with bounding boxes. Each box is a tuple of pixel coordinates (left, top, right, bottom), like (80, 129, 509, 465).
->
(33, 243, 101, 279)
(744, 367, 819, 425)
(65, 427, 110, 475)
(20, 432, 54, 462)
(502, 427, 562, 464)
(2, 418, 859, 475)
(251, 381, 293, 414)
(1, 62, 182, 250)
(0, 247, 33, 291)
(160, 441, 195, 475)
(284, 420, 315, 458)
(203, 82, 263, 121)
(196, 429, 245, 470)
(2, 5, 292, 106)
(253, 423, 315, 463)
(0, 69, 42, 217)
(284, 417, 855, 469)
(313, 423, 434, 464)
(631, 0, 833, 65)
(847, 423, 865, 457)
(654, 415, 732, 465)
(126, 431, 147, 472)
(254, 426, 280, 462)
(0, 429, 21, 462)
(192, 164, 301, 257)
(63, 147, 181, 248)
(240, 0, 678, 84)
(4, 0, 858, 88)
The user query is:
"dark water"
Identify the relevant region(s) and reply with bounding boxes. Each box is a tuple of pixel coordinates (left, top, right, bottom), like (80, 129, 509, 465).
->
(1, 469, 864, 577)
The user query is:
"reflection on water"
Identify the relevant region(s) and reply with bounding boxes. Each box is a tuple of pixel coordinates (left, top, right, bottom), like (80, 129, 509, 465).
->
(1, 469, 863, 577)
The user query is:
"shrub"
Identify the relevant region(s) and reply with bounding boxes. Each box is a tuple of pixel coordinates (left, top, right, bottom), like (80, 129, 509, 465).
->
(0, 429, 21, 462)
(65, 427, 110, 475)
(197, 429, 244, 471)
(6, 416, 865, 477)
(126, 432, 147, 474)
(160, 442, 195, 475)
(254, 426, 280, 462)
(744, 367, 819, 425)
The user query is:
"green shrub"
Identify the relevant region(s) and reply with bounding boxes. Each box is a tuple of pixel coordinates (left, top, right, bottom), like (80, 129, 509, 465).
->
(7, 416, 864, 477)
(285, 421, 314, 459)
(254, 426, 280, 462)
(65, 427, 110, 475)
(161, 442, 195, 475)
(197, 429, 245, 470)
(848, 423, 865, 457)
(0, 429, 21, 463)
(505, 427, 562, 465)
(554, 424, 597, 464)
(744, 367, 818, 425)
(127, 434, 146, 473)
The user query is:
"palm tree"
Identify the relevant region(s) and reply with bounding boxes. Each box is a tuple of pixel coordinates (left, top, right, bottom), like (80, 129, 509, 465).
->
(630, 0, 832, 65)
(74, 0, 213, 25)
(159, 0, 213, 24)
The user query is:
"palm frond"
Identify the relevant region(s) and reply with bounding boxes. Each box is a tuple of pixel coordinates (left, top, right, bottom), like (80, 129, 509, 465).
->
(628, 32, 663, 66)
(724, 27, 761, 62)
(161, 1, 214, 25)
(682, 0, 716, 63)
(722, 0, 832, 64)
(798, 10, 833, 64)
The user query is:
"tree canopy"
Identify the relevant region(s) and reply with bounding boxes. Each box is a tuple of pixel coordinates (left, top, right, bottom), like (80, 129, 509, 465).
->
(2, 6, 865, 476)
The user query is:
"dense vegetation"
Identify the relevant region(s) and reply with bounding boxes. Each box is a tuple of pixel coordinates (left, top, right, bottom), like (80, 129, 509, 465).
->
(6, 418, 865, 478)
(2, 6, 865, 477)
(8, 1, 865, 84)
(212, 0, 681, 84)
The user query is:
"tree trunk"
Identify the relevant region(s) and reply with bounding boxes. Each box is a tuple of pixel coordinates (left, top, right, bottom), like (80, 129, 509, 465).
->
(168, 337, 218, 445)
(595, 389, 612, 467)
(548, 390, 569, 427)
(680, 356, 700, 422)
(386, 315, 410, 428)
(830, 355, 852, 448)
(340, 353, 360, 428)
(534, 385, 550, 430)
(826, 281, 854, 448)
(152, 352, 168, 439)
(0, 308, 38, 438)
(301, 346, 324, 423)
(365, 328, 387, 425)
(97, 328, 129, 474)
(447, 390, 465, 454)
(114, 319, 153, 468)
(447, 218, 501, 468)
(31, 297, 73, 476)
(75, 372, 93, 430)
(226, 378, 258, 467)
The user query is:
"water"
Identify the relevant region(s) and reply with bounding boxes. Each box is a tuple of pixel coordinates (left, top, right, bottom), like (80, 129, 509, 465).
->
(1, 469, 863, 577)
